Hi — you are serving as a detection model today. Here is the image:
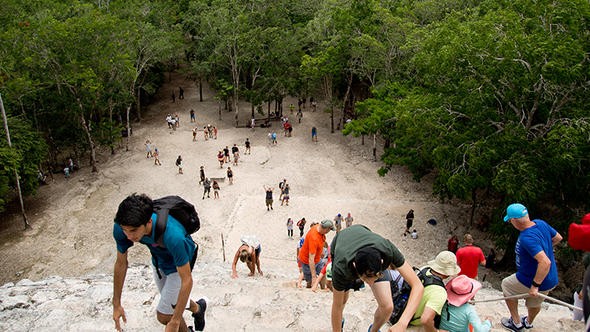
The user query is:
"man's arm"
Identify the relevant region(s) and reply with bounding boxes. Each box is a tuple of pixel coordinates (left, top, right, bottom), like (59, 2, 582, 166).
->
(530, 250, 551, 297)
(420, 307, 439, 332)
(552, 232, 563, 246)
(167, 263, 193, 331)
(391, 262, 424, 330)
(308, 253, 318, 291)
(113, 251, 128, 332)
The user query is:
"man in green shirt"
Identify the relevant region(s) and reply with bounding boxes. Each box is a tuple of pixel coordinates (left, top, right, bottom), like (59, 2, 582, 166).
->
(330, 225, 424, 332)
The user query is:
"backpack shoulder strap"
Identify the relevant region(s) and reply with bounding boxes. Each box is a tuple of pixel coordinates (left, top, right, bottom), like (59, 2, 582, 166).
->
(420, 267, 445, 288)
(153, 202, 170, 247)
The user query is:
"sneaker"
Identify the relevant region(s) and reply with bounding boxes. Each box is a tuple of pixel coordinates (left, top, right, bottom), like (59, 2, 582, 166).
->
(192, 298, 207, 331)
(501, 317, 523, 332)
(521, 316, 533, 329)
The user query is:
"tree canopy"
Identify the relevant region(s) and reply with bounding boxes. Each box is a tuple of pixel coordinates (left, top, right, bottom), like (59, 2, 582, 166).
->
(1, 0, 589, 241)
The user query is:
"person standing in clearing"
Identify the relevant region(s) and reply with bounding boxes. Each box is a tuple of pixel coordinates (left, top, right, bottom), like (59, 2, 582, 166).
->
(344, 213, 354, 228)
(223, 146, 230, 163)
(500, 203, 563, 332)
(145, 140, 153, 158)
(178, 86, 184, 99)
(202, 178, 211, 199)
(199, 166, 205, 185)
(264, 185, 274, 211)
(192, 127, 198, 142)
(227, 167, 234, 185)
(217, 150, 224, 168)
(311, 126, 318, 142)
(456, 233, 486, 280)
(330, 225, 424, 332)
(212, 180, 220, 199)
(281, 184, 290, 206)
(175, 155, 183, 174)
(297, 217, 307, 238)
(190, 109, 195, 123)
(203, 126, 208, 141)
(404, 209, 414, 236)
(286, 218, 294, 239)
(333, 213, 343, 232)
(244, 138, 251, 154)
(153, 148, 162, 166)
(112, 194, 206, 332)
(231, 144, 239, 166)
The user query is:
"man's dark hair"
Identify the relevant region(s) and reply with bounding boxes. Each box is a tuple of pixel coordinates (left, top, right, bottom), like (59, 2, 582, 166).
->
(114, 193, 153, 227)
(354, 246, 382, 276)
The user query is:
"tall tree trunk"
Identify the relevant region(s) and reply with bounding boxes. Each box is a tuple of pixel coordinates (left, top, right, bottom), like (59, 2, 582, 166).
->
(199, 76, 203, 102)
(125, 105, 131, 152)
(135, 88, 142, 122)
(79, 114, 98, 173)
(341, 72, 353, 131)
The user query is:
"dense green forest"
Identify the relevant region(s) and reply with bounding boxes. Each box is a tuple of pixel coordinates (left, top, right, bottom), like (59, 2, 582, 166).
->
(1, 0, 589, 247)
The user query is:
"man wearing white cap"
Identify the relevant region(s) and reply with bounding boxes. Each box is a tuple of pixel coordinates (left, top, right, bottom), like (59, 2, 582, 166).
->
(500, 203, 563, 332)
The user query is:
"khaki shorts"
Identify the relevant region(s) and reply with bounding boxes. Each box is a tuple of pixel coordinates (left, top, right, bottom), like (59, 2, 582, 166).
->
(501, 273, 553, 308)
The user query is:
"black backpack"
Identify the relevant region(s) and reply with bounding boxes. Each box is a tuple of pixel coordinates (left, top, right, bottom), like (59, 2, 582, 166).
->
(153, 196, 200, 247)
(388, 267, 445, 326)
(152, 196, 200, 278)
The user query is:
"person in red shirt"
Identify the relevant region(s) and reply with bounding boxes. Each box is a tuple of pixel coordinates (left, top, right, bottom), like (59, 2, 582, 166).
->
(456, 233, 486, 279)
(298, 220, 334, 290)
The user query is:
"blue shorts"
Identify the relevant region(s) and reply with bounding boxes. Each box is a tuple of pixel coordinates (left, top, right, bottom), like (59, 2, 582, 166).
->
(302, 260, 326, 283)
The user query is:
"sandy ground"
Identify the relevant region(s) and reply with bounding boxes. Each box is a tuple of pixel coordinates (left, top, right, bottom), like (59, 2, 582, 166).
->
(0, 72, 583, 331)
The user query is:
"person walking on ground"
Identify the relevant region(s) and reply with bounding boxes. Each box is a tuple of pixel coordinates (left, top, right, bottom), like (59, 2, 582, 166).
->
(456, 233, 486, 279)
(178, 86, 184, 99)
(264, 185, 274, 211)
(227, 167, 234, 185)
(112, 194, 206, 332)
(175, 113, 180, 128)
(203, 126, 208, 141)
(175, 155, 183, 174)
(297, 217, 306, 238)
(250, 117, 256, 131)
(202, 178, 211, 199)
(311, 126, 318, 142)
(330, 224, 424, 332)
(297, 109, 303, 123)
(333, 213, 343, 232)
(213, 126, 217, 139)
(245, 138, 251, 154)
(231, 144, 239, 166)
(192, 127, 198, 142)
(190, 109, 195, 122)
(153, 148, 162, 166)
(217, 150, 224, 168)
(286, 218, 294, 239)
(344, 213, 354, 228)
(281, 184, 290, 206)
(199, 166, 205, 185)
(271, 131, 278, 145)
(223, 146, 230, 163)
(500, 203, 563, 332)
(278, 179, 287, 200)
(299, 220, 334, 290)
(212, 180, 220, 199)
(439, 275, 492, 332)
(145, 140, 153, 158)
(231, 235, 263, 278)
(404, 209, 414, 236)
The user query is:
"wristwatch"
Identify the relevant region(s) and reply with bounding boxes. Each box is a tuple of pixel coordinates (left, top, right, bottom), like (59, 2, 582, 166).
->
(531, 280, 541, 287)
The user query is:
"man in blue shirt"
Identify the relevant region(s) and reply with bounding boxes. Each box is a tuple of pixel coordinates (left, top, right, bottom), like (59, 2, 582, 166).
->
(112, 194, 206, 332)
(500, 203, 563, 332)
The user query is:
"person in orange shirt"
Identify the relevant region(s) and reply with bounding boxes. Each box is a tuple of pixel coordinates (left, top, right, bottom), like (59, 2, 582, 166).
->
(456, 234, 486, 279)
(298, 220, 334, 290)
